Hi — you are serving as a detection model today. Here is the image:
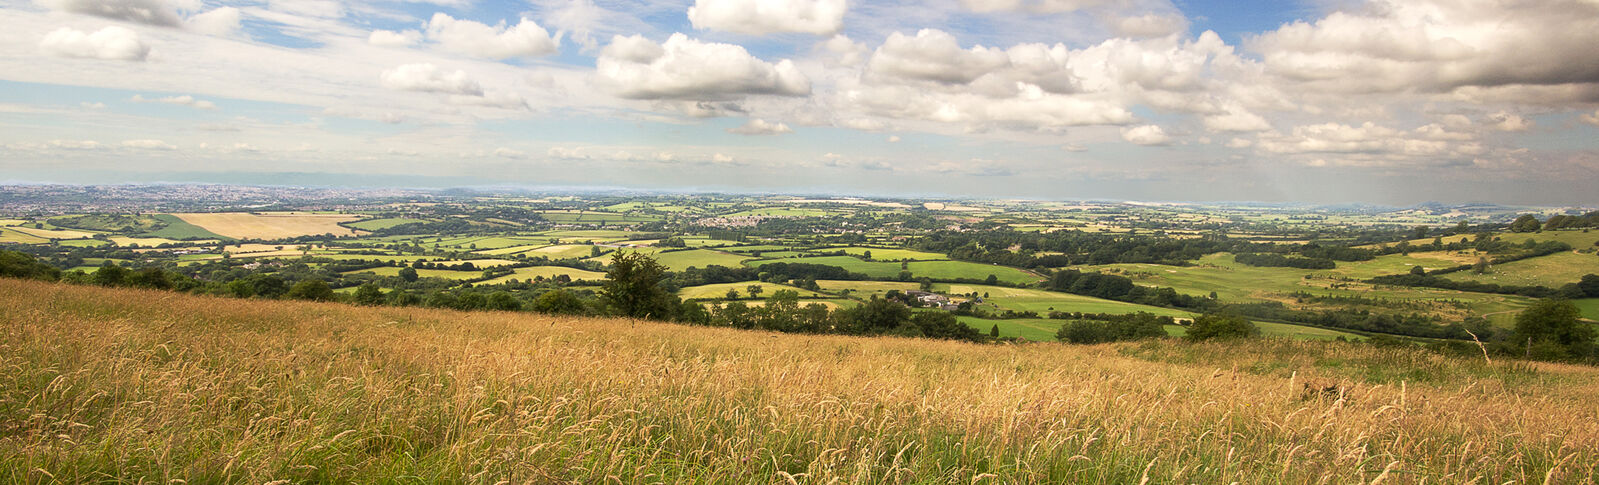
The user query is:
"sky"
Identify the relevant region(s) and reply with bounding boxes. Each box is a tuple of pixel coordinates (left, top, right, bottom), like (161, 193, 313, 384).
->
(1, 0, 1598, 205)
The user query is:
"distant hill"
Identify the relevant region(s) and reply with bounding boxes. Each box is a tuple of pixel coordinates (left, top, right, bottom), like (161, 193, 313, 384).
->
(1, 278, 1595, 483)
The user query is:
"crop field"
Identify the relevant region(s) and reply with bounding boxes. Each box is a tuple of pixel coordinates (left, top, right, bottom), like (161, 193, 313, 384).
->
(588, 249, 749, 271)
(682, 238, 745, 248)
(55, 239, 109, 247)
(1576, 298, 1599, 321)
(678, 282, 828, 300)
(1442, 251, 1599, 288)
(535, 210, 659, 224)
(4, 280, 1595, 483)
(0, 227, 48, 244)
(949, 317, 1369, 342)
(478, 266, 607, 285)
(7, 225, 98, 240)
(702, 299, 852, 310)
(172, 212, 363, 240)
(942, 284, 1194, 318)
(813, 279, 920, 298)
(346, 217, 427, 230)
(108, 236, 214, 247)
(519, 244, 599, 259)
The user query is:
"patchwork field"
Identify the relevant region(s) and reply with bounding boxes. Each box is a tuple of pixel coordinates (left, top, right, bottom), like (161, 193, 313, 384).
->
(344, 267, 483, 280)
(589, 249, 750, 272)
(751, 256, 1041, 284)
(141, 214, 230, 240)
(833, 246, 949, 261)
(173, 212, 364, 240)
(477, 266, 607, 285)
(7, 225, 97, 240)
(5, 280, 1594, 483)
(109, 236, 215, 247)
(0, 228, 49, 244)
(346, 217, 427, 231)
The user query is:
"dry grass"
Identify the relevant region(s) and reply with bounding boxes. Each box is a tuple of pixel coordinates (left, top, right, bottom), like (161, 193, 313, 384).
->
(1, 278, 1596, 483)
(172, 212, 364, 240)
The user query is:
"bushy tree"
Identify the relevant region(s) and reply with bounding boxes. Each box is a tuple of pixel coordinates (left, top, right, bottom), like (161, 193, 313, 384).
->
(1510, 214, 1542, 233)
(1512, 299, 1596, 361)
(600, 251, 675, 319)
(286, 279, 334, 301)
(532, 289, 588, 315)
(397, 266, 419, 282)
(0, 250, 60, 281)
(353, 283, 385, 306)
(1185, 313, 1259, 341)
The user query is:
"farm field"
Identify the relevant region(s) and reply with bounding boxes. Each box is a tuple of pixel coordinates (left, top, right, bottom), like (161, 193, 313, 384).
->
(521, 244, 600, 259)
(140, 214, 231, 240)
(833, 246, 949, 261)
(4, 280, 1593, 483)
(590, 249, 749, 271)
(678, 282, 828, 300)
(344, 266, 483, 280)
(0, 227, 48, 244)
(702, 299, 852, 310)
(750, 256, 1040, 284)
(7, 225, 98, 240)
(171, 212, 363, 240)
(108, 236, 214, 247)
(942, 284, 1194, 318)
(1441, 251, 1599, 288)
(477, 266, 607, 285)
(1578, 298, 1599, 321)
(346, 217, 427, 231)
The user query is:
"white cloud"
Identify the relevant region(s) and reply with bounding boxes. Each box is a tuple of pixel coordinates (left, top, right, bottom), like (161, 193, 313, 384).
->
(712, 152, 736, 164)
(121, 139, 176, 150)
(38, 0, 186, 27)
(1485, 111, 1533, 132)
(1202, 105, 1270, 132)
(596, 33, 810, 101)
(1581, 110, 1599, 127)
(1254, 121, 1487, 166)
(1248, 0, 1599, 100)
(368, 29, 421, 47)
(39, 26, 150, 61)
(493, 147, 527, 159)
(187, 7, 241, 36)
(687, 0, 846, 36)
(817, 34, 867, 67)
(425, 13, 559, 59)
(80, 102, 106, 109)
(727, 118, 793, 135)
(380, 63, 483, 96)
(1121, 125, 1171, 146)
(887, 135, 901, 143)
(867, 29, 1009, 84)
(1224, 137, 1253, 148)
(130, 94, 217, 110)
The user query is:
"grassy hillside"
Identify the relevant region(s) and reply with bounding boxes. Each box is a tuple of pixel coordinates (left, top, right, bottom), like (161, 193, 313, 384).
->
(2, 279, 1596, 483)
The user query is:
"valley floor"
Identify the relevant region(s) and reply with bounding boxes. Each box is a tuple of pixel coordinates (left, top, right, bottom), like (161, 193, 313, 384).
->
(2, 279, 1596, 483)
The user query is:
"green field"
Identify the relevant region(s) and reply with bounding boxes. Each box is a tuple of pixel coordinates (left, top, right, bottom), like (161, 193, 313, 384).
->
(678, 282, 827, 300)
(942, 283, 1194, 317)
(56, 239, 111, 247)
(590, 249, 750, 271)
(0, 228, 48, 244)
(958, 316, 1361, 342)
(1441, 251, 1599, 288)
(344, 267, 484, 280)
(346, 217, 427, 230)
(478, 266, 607, 285)
(1577, 298, 1599, 321)
(142, 214, 230, 240)
(751, 256, 1040, 284)
(833, 247, 949, 261)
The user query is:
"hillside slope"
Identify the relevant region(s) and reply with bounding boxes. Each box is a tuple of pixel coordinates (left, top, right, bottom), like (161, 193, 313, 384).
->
(2, 279, 1596, 483)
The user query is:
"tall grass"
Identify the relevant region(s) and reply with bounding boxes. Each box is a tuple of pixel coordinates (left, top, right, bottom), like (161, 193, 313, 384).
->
(1, 279, 1595, 483)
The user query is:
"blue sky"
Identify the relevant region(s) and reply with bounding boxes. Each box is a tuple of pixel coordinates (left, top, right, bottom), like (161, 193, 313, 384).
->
(1, 0, 1597, 204)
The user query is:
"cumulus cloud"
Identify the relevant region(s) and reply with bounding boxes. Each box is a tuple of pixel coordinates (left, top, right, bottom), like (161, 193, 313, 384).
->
(1202, 105, 1270, 132)
(867, 29, 1009, 84)
(187, 6, 241, 36)
(1121, 125, 1171, 146)
(1254, 121, 1486, 166)
(817, 34, 867, 67)
(887, 135, 901, 143)
(425, 13, 560, 59)
(596, 33, 810, 101)
(493, 147, 527, 159)
(369, 29, 421, 47)
(1581, 110, 1599, 127)
(727, 118, 793, 135)
(687, 0, 846, 35)
(121, 139, 176, 150)
(39, 26, 149, 61)
(130, 94, 216, 110)
(380, 63, 483, 96)
(1113, 14, 1187, 38)
(1248, 0, 1599, 100)
(38, 0, 185, 27)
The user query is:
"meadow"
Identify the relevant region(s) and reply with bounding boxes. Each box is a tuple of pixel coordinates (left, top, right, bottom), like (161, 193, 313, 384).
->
(2, 279, 1595, 483)
(751, 256, 1041, 284)
(1442, 251, 1599, 288)
(477, 266, 608, 285)
(677, 281, 828, 300)
(140, 214, 230, 240)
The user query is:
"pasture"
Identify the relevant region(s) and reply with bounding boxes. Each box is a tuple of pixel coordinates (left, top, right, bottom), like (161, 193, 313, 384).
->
(4, 279, 1593, 483)
(344, 267, 483, 280)
(590, 249, 750, 272)
(833, 246, 949, 261)
(346, 217, 427, 231)
(750, 256, 1040, 284)
(172, 212, 363, 240)
(1441, 251, 1599, 288)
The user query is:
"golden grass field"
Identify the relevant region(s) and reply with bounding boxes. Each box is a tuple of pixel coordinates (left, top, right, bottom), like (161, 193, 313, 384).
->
(2, 278, 1597, 483)
(172, 212, 364, 240)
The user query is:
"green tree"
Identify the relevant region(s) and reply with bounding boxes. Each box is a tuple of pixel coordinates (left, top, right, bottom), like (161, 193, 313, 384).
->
(600, 251, 675, 319)
(990, 324, 1000, 338)
(0, 250, 61, 281)
(397, 266, 419, 282)
(1578, 274, 1599, 298)
(531, 289, 587, 315)
(486, 291, 522, 311)
(1185, 313, 1259, 341)
(910, 311, 982, 341)
(746, 284, 764, 299)
(1510, 214, 1542, 233)
(1409, 265, 1427, 275)
(352, 283, 385, 306)
(1512, 299, 1596, 361)
(286, 279, 334, 301)
(91, 262, 128, 287)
